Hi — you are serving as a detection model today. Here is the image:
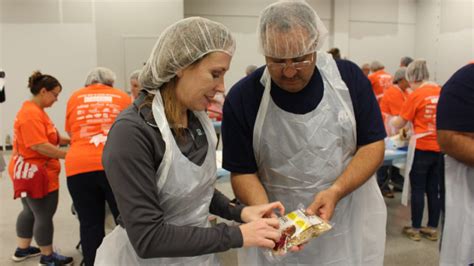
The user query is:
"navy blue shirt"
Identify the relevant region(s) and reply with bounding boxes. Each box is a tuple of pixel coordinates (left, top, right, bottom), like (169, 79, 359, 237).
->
(437, 63, 474, 132)
(222, 59, 386, 174)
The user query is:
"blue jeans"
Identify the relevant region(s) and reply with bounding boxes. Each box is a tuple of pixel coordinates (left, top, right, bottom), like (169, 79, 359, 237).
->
(409, 149, 444, 229)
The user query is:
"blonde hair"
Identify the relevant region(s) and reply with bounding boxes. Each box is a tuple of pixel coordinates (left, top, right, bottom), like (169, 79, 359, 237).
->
(160, 78, 186, 141)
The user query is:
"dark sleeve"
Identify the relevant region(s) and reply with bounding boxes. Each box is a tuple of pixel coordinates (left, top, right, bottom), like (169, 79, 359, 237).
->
(437, 64, 474, 132)
(103, 118, 243, 259)
(338, 60, 387, 145)
(210, 189, 245, 223)
(222, 80, 260, 173)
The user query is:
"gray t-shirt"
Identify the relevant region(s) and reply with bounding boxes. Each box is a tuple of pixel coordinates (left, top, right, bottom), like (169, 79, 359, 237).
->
(102, 92, 244, 259)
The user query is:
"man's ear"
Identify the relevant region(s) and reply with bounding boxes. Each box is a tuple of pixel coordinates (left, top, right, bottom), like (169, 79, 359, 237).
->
(176, 70, 183, 78)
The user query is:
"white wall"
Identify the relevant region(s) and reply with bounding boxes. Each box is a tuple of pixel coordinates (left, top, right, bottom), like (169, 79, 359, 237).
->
(345, 0, 416, 75)
(416, 0, 474, 85)
(0, 0, 183, 145)
(1, 24, 97, 146)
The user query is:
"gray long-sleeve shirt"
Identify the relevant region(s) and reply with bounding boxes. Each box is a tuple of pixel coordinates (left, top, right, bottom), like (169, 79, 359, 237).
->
(102, 92, 244, 259)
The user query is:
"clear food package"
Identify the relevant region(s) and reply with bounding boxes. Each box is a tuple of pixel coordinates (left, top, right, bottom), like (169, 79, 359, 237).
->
(265, 207, 332, 261)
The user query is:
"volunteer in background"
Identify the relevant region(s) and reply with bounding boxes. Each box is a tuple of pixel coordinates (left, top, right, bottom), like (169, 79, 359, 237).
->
(391, 59, 443, 242)
(65, 67, 131, 266)
(377, 67, 411, 198)
(368, 60, 393, 103)
(9, 71, 73, 265)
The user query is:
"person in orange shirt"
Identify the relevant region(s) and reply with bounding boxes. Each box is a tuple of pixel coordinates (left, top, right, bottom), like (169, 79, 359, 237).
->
(391, 59, 443, 242)
(360, 63, 370, 77)
(9, 71, 73, 265)
(377, 67, 411, 198)
(380, 67, 412, 135)
(65, 67, 131, 266)
(368, 61, 393, 103)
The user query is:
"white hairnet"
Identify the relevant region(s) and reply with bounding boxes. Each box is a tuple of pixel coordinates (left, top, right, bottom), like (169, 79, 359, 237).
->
(129, 70, 141, 81)
(406, 59, 429, 82)
(393, 67, 407, 83)
(258, 0, 328, 59)
(140, 17, 236, 90)
(85, 67, 116, 87)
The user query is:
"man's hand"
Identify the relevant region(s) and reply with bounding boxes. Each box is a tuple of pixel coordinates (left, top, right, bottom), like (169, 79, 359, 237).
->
(306, 186, 342, 221)
(241, 201, 285, 222)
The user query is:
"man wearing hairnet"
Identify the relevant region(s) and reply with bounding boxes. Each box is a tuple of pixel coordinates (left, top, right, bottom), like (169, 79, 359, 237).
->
(222, 0, 387, 265)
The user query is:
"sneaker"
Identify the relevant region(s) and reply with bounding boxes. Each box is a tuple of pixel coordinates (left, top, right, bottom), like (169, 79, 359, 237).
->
(420, 227, 438, 241)
(39, 252, 74, 266)
(403, 226, 421, 241)
(11, 246, 41, 262)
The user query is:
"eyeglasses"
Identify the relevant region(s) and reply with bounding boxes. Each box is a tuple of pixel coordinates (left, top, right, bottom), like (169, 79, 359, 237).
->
(267, 54, 314, 71)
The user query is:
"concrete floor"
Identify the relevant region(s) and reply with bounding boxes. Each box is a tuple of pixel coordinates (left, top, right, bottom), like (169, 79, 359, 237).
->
(0, 153, 439, 265)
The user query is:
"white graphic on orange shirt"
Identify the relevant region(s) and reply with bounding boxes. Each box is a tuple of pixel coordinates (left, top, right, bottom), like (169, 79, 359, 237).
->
(89, 133, 107, 147)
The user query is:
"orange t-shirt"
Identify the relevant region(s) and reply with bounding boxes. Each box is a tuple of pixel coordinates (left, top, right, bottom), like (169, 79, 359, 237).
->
(8, 101, 61, 193)
(65, 84, 131, 177)
(400, 83, 441, 152)
(380, 85, 411, 116)
(368, 70, 393, 103)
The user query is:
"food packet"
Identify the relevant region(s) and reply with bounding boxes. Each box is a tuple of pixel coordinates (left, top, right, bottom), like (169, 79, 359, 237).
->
(264, 207, 332, 262)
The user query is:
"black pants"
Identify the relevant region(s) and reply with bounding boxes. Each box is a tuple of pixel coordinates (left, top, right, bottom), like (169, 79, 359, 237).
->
(377, 165, 404, 192)
(67, 171, 119, 266)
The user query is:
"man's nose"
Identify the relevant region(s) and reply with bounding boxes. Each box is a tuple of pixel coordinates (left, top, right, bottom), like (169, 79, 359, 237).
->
(282, 64, 297, 78)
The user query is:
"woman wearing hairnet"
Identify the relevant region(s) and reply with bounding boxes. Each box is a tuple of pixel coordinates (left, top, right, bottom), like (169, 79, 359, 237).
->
(94, 17, 284, 266)
(65, 67, 130, 266)
(391, 59, 443, 242)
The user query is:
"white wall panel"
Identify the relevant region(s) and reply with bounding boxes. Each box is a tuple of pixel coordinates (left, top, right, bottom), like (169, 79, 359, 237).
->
(415, 0, 474, 85)
(94, 0, 183, 89)
(1, 24, 97, 141)
(349, 22, 415, 74)
(350, 0, 399, 23)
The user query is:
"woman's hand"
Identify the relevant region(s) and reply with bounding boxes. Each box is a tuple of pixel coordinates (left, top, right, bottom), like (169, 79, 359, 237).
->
(240, 201, 285, 223)
(239, 218, 280, 248)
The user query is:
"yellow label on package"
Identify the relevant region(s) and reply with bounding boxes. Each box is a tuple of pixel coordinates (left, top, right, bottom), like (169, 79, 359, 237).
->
(272, 208, 332, 256)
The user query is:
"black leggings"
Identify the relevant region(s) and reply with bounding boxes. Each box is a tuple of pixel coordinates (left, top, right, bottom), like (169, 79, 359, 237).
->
(16, 190, 58, 246)
(67, 171, 119, 266)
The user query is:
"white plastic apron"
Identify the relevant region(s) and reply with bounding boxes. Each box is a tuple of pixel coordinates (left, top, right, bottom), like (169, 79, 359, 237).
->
(439, 155, 474, 266)
(238, 52, 387, 265)
(400, 130, 432, 206)
(96, 92, 219, 266)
